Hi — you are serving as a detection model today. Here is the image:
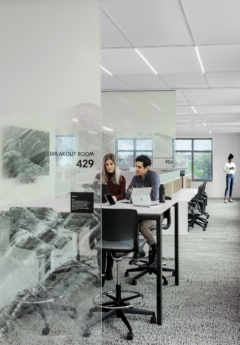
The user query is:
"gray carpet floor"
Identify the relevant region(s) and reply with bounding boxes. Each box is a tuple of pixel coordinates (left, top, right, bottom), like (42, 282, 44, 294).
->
(1, 199, 240, 345)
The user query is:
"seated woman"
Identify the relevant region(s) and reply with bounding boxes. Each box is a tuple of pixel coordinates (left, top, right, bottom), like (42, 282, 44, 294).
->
(95, 153, 126, 286)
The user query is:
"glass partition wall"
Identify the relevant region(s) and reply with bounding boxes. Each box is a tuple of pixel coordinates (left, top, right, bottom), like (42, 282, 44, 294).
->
(0, 1, 102, 344)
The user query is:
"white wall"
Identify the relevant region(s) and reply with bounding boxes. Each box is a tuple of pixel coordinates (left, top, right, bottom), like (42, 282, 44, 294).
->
(178, 133, 240, 198)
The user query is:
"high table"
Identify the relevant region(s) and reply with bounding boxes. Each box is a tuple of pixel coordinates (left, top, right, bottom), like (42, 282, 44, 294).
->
(97, 187, 197, 325)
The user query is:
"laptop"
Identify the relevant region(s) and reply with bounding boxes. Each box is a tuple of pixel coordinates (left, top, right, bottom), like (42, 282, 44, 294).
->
(101, 184, 109, 203)
(130, 187, 152, 207)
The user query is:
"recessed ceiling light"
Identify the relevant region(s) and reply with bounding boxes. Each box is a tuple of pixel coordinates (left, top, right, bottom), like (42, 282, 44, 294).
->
(100, 66, 113, 76)
(73, 118, 78, 122)
(88, 131, 98, 134)
(203, 122, 206, 126)
(103, 126, 114, 131)
(195, 47, 205, 74)
(135, 49, 158, 75)
(209, 131, 212, 134)
(151, 102, 161, 111)
(191, 106, 197, 114)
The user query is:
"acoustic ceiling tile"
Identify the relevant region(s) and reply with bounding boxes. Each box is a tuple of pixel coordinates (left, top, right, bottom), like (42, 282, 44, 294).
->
(206, 72, 240, 88)
(101, 74, 132, 90)
(161, 73, 208, 88)
(116, 74, 169, 90)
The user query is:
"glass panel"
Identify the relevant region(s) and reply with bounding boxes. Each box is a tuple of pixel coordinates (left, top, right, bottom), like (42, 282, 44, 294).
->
(135, 151, 153, 163)
(194, 139, 212, 151)
(56, 135, 75, 167)
(136, 139, 153, 150)
(174, 152, 192, 170)
(193, 152, 212, 180)
(0, 1, 102, 343)
(174, 139, 192, 151)
(117, 151, 134, 168)
(117, 139, 134, 150)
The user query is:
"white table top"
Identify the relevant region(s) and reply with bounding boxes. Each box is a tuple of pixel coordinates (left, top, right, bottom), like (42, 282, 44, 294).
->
(0, 188, 197, 214)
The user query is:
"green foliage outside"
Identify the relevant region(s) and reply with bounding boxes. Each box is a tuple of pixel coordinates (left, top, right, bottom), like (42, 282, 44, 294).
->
(193, 153, 211, 180)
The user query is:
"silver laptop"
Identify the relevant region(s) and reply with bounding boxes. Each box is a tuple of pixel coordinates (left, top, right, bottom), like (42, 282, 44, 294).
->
(131, 187, 152, 207)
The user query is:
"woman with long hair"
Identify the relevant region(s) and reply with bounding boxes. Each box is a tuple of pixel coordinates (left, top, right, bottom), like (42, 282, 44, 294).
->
(224, 153, 236, 203)
(95, 153, 126, 286)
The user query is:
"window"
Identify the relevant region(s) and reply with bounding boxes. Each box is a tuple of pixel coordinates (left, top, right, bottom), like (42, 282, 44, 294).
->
(56, 135, 75, 167)
(174, 139, 212, 181)
(115, 138, 153, 168)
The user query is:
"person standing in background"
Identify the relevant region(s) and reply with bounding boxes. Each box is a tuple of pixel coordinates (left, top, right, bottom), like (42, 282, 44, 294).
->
(224, 153, 236, 203)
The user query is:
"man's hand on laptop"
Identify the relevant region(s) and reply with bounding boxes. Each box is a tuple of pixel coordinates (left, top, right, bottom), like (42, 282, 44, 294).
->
(128, 187, 133, 193)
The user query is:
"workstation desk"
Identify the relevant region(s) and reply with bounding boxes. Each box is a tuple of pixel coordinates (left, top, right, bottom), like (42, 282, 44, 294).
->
(96, 187, 197, 325)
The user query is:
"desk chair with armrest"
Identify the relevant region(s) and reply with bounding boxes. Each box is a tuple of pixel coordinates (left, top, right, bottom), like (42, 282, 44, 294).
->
(124, 208, 174, 286)
(188, 185, 208, 231)
(83, 208, 156, 341)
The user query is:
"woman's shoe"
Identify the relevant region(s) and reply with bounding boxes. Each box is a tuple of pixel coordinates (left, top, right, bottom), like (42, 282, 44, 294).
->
(106, 268, 113, 281)
(229, 198, 233, 203)
(224, 199, 228, 203)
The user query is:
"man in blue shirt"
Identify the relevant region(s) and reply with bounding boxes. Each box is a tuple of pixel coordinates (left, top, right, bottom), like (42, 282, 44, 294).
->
(126, 155, 160, 264)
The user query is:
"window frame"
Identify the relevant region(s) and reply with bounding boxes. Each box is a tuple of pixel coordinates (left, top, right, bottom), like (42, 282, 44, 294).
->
(174, 138, 213, 182)
(115, 138, 153, 168)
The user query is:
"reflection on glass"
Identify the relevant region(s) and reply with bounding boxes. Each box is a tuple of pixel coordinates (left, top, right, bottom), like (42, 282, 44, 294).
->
(193, 152, 212, 180)
(193, 139, 212, 151)
(117, 151, 134, 168)
(56, 135, 75, 167)
(174, 139, 192, 150)
(174, 152, 192, 170)
(117, 139, 134, 150)
(136, 139, 153, 150)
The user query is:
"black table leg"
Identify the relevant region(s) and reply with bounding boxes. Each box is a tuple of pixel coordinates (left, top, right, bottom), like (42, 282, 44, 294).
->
(174, 203, 179, 285)
(156, 214, 162, 325)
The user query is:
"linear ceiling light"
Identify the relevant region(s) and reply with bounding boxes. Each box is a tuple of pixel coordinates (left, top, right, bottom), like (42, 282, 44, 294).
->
(103, 126, 114, 131)
(151, 102, 161, 111)
(72, 118, 78, 122)
(191, 106, 197, 114)
(100, 66, 113, 76)
(195, 47, 205, 74)
(135, 49, 158, 75)
(203, 122, 206, 126)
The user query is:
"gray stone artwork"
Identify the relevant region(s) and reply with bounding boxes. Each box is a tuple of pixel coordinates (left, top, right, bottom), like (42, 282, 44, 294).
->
(2, 127, 50, 183)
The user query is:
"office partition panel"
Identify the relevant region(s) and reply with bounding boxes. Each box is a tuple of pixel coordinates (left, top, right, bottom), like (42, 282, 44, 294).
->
(0, 1, 102, 343)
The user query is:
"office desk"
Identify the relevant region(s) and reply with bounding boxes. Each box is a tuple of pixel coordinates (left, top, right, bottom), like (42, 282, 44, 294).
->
(96, 188, 197, 325)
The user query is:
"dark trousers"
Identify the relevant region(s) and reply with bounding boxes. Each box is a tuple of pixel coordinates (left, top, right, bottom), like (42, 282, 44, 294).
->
(101, 250, 114, 275)
(224, 174, 235, 197)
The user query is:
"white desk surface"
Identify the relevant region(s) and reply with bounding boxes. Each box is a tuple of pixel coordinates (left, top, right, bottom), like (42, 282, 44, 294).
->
(0, 188, 197, 214)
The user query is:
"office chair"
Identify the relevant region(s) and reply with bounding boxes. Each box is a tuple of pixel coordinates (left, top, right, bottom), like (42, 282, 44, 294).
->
(124, 208, 174, 286)
(2, 207, 78, 336)
(83, 209, 156, 341)
(188, 185, 208, 231)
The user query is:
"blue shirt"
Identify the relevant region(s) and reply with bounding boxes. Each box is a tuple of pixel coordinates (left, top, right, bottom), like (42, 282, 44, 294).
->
(126, 169, 160, 201)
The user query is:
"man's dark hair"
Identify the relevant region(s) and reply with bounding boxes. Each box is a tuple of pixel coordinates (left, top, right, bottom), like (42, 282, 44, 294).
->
(135, 155, 151, 168)
(228, 153, 234, 160)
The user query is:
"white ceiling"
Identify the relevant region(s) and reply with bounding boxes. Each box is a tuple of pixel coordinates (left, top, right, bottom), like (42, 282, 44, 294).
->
(100, 0, 240, 134)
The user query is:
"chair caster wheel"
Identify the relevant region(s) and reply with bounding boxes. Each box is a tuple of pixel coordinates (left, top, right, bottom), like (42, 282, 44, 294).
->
(163, 280, 168, 285)
(150, 316, 156, 324)
(172, 271, 175, 276)
(71, 311, 78, 319)
(42, 326, 50, 335)
(83, 329, 91, 337)
(127, 331, 134, 340)
(132, 280, 137, 286)
(125, 271, 129, 277)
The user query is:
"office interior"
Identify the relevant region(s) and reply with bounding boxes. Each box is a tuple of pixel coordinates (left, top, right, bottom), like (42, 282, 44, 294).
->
(0, 1, 239, 344)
